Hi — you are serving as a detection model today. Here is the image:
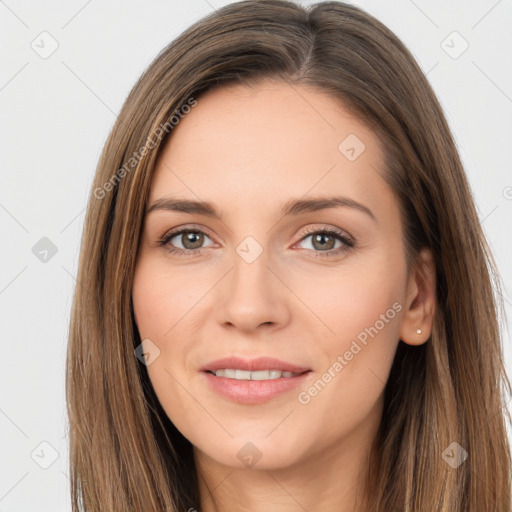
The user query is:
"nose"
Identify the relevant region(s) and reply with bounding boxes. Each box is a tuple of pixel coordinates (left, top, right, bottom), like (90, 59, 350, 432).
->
(214, 247, 291, 334)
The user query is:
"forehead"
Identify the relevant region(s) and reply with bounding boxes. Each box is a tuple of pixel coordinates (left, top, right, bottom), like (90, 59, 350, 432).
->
(149, 81, 394, 223)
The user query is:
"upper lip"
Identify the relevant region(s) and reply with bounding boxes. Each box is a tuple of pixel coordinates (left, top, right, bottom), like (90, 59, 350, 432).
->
(200, 356, 311, 373)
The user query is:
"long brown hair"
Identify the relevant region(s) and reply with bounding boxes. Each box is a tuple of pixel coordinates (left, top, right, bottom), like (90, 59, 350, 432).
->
(66, 1, 512, 510)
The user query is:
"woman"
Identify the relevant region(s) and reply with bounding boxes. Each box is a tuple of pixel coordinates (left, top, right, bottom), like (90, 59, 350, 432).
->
(66, 1, 512, 510)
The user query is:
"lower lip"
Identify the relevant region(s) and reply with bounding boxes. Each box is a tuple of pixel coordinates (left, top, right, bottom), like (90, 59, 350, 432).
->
(202, 371, 311, 405)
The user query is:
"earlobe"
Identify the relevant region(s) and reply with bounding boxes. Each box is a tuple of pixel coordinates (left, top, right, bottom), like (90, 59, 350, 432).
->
(399, 248, 436, 346)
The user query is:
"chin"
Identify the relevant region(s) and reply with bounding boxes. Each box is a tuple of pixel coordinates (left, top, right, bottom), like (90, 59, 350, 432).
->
(193, 433, 308, 471)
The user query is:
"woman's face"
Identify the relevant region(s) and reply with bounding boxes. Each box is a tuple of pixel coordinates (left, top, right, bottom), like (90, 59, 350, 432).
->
(132, 81, 427, 471)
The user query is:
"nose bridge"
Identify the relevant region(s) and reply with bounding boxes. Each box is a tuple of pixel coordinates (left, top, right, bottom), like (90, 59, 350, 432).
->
(232, 239, 272, 293)
(217, 235, 290, 331)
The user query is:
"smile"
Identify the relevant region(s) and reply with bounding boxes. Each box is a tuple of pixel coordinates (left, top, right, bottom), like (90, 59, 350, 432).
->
(207, 369, 302, 379)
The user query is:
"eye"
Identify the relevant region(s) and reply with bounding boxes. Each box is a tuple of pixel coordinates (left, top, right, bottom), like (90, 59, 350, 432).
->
(294, 227, 355, 258)
(158, 225, 355, 258)
(158, 226, 215, 256)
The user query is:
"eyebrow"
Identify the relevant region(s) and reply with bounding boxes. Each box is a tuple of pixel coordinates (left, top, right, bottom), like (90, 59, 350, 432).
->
(146, 195, 376, 222)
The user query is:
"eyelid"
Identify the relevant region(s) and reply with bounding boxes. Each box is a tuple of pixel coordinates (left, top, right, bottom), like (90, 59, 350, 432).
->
(161, 223, 215, 240)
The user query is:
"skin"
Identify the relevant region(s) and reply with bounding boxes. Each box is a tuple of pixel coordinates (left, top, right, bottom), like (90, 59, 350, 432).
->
(132, 80, 436, 512)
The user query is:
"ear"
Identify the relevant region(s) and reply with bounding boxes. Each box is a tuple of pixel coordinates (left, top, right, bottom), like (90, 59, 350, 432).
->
(399, 247, 436, 346)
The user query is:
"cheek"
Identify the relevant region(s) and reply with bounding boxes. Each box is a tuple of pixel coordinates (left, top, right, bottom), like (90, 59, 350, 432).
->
(292, 307, 400, 453)
(132, 261, 198, 433)
(298, 253, 404, 347)
(132, 258, 209, 410)
(132, 258, 206, 340)
(296, 258, 404, 422)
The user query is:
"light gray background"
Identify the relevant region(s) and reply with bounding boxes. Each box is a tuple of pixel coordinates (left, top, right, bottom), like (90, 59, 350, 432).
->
(1, 0, 511, 510)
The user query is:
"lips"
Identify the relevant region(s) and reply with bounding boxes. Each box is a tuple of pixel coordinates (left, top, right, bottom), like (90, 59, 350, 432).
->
(200, 356, 312, 404)
(200, 356, 311, 374)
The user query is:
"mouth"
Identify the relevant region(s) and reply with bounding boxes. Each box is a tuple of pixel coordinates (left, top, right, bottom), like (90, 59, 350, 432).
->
(200, 356, 311, 376)
(205, 369, 309, 380)
(200, 356, 312, 404)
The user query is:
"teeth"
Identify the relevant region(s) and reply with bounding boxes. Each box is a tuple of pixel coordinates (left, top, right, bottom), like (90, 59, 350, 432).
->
(235, 369, 251, 380)
(211, 369, 300, 380)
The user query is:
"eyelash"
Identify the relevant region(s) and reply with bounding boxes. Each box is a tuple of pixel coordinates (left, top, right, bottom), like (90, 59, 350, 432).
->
(157, 225, 355, 259)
